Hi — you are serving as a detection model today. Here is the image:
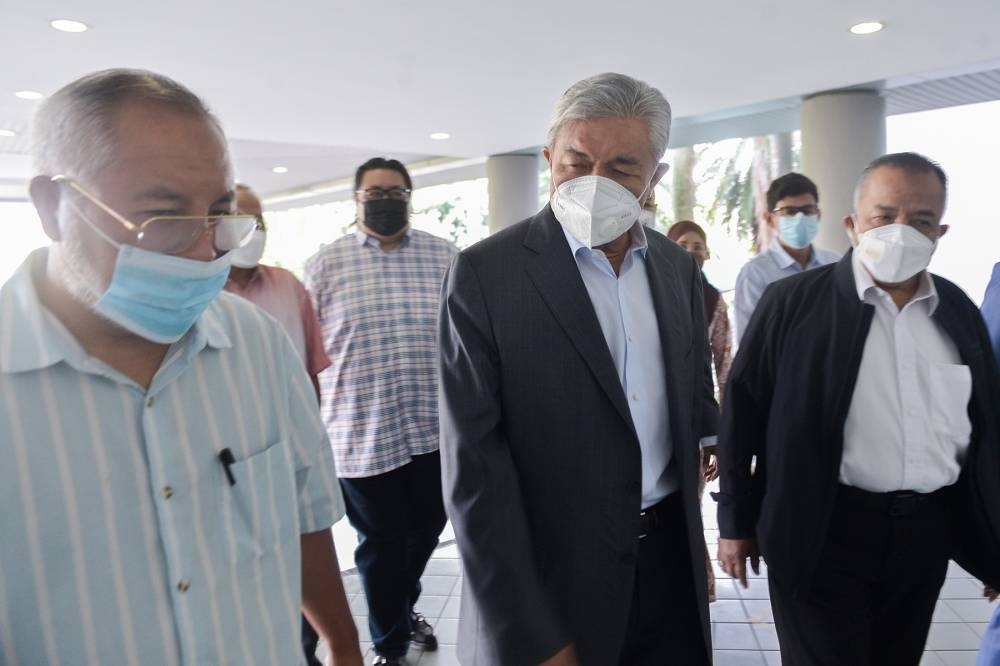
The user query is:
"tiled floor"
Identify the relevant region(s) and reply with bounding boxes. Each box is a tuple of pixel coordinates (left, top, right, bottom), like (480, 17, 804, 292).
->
(322, 485, 997, 665)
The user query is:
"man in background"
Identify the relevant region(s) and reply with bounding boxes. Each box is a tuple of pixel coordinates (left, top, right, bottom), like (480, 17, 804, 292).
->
(305, 158, 457, 666)
(733, 172, 839, 342)
(223, 183, 333, 665)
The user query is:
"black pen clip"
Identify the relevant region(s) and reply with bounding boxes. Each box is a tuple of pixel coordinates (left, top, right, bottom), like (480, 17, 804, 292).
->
(219, 448, 236, 486)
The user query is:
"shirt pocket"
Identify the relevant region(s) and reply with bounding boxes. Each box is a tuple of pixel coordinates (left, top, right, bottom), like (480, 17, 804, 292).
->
(224, 440, 299, 562)
(928, 363, 973, 443)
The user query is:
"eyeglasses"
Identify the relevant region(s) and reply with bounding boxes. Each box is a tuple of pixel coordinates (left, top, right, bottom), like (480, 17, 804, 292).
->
(772, 205, 819, 217)
(355, 187, 412, 202)
(52, 175, 258, 256)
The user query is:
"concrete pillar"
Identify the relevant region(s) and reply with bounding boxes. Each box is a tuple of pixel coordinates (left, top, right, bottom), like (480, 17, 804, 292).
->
(487, 153, 540, 234)
(801, 90, 886, 253)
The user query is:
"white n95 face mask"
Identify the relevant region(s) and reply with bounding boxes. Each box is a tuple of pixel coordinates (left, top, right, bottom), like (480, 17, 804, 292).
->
(551, 175, 644, 247)
(856, 223, 936, 284)
(229, 229, 266, 268)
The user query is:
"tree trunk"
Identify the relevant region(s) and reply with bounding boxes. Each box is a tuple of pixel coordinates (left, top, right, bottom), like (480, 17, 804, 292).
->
(752, 136, 773, 253)
(671, 146, 696, 223)
(771, 132, 793, 176)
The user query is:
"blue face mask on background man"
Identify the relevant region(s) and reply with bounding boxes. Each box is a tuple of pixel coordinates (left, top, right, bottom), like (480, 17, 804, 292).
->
(778, 212, 820, 249)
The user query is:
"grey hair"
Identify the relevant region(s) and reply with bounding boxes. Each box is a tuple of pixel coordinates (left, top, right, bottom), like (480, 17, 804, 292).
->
(853, 151, 948, 211)
(546, 72, 672, 162)
(32, 68, 224, 181)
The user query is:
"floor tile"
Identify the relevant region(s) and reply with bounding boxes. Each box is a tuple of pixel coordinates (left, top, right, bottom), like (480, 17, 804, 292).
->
(440, 595, 462, 619)
(424, 558, 462, 576)
(713, 649, 764, 665)
(742, 599, 775, 623)
(946, 561, 973, 578)
(433, 618, 460, 645)
(416, 644, 461, 666)
(762, 650, 782, 665)
(925, 622, 982, 650)
(946, 599, 1000, 623)
(933, 601, 964, 622)
(939, 578, 987, 600)
(935, 651, 981, 666)
(736, 576, 771, 600)
(342, 573, 362, 594)
(434, 544, 461, 558)
(420, 575, 459, 596)
(711, 600, 750, 622)
(716, 579, 742, 600)
(752, 623, 780, 650)
(349, 594, 368, 615)
(415, 594, 448, 619)
(969, 622, 989, 638)
(920, 652, 945, 665)
(714, 623, 759, 649)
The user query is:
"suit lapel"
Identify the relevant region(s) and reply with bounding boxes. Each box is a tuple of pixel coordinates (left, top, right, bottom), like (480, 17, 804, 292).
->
(643, 239, 688, 372)
(522, 210, 637, 435)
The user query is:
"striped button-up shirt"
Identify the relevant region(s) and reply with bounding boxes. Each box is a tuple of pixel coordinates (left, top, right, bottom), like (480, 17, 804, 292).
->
(0, 249, 344, 666)
(304, 229, 458, 478)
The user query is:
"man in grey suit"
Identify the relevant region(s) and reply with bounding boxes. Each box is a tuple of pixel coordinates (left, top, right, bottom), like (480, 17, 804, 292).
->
(438, 73, 718, 666)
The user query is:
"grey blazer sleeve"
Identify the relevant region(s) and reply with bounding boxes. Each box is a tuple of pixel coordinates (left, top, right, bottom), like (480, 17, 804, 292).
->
(438, 253, 569, 664)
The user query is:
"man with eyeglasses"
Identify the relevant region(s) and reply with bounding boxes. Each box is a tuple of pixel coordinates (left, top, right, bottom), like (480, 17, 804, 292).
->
(0, 69, 362, 665)
(304, 157, 458, 666)
(733, 172, 840, 344)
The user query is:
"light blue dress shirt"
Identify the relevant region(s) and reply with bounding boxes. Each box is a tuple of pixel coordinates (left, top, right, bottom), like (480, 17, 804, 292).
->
(0, 249, 344, 666)
(733, 237, 841, 343)
(562, 224, 677, 509)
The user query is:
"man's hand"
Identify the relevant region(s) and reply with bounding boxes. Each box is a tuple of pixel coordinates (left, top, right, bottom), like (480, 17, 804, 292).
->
(718, 537, 760, 588)
(301, 530, 363, 666)
(539, 644, 580, 666)
(327, 644, 364, 666)
(701, 446, 719, 482)
(985, 585, 998, 603)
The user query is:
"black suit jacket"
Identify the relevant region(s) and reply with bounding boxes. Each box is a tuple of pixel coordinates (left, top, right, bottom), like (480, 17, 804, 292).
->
(717, 251, 1000, 596)
(438, 207, 718, 665)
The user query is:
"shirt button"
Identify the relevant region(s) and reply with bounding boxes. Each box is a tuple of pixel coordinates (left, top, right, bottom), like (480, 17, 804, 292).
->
(161, 486, 174, 500)
(628, 335, 634, 342)
(632, 393, 640, 401)
(177, 579, 190, 593)
(146, 397, 154, 408)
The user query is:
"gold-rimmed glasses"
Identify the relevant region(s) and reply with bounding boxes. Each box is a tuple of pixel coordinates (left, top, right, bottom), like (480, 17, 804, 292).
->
(52, 175, 258, 256)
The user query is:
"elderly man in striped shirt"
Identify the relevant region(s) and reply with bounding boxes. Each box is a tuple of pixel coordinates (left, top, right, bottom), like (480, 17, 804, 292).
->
(305, 158, 458, 666)
(0, 69, 362, 666)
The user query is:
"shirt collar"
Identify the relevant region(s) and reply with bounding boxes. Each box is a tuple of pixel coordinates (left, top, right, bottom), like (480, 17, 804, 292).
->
(354, 226, 413, 248)
(0, 248, 231, 375)
(561, 221, 649, 259)
(767, 236, 823, 270)
(850, 247, 938, 313)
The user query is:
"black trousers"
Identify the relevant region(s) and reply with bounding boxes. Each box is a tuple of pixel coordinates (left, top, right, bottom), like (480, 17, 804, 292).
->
(769, 484, 953, 666)
(302, 615, 322, 666)
(339, 451, 448, 657)
(618, 492, 710, 666)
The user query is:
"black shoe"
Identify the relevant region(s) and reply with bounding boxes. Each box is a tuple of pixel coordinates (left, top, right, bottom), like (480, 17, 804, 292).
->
(409, 611, 438, 651)
(372, 655, 407, 666)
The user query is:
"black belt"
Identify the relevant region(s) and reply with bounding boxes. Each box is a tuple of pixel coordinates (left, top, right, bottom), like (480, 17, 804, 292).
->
(638, 493, 679, 539)
(838, 483, 951, 517)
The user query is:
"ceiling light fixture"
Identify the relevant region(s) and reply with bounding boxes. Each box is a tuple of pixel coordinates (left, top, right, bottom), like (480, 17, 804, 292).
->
(430, 132, 450, 140)
(849, 21, 884, 35)
(15, 90, 44, 100)
(272, 166, 288, 174)
(50, 19, 89, 33)
(0, 129, 16, 137)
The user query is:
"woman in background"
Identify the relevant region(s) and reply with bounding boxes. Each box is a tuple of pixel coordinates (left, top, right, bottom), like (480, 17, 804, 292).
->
(667, 219, 733, 602)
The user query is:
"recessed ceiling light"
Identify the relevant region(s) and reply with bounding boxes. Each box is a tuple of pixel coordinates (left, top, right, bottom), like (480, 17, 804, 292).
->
(0, 129, 16, 137)
(50, 19, 89, 33)
(849, 21, 884, 35)
(15, 90, 44, 100)
(430, 132, 450, 140)
(272, 166, 288, 174)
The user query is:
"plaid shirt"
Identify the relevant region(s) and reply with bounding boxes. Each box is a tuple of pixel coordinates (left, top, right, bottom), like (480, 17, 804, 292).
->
(304, 228, 458, 477)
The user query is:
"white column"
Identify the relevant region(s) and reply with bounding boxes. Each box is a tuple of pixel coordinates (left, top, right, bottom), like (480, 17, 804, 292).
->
(487, 153, 540, 234)
(801, 90, 886, 253)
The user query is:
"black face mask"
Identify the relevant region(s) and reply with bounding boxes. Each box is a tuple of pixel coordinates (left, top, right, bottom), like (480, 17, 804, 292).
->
(362, 199, 409, 236)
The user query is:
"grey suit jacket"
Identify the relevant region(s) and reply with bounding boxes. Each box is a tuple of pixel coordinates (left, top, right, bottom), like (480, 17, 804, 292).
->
(438, 206, 718, 665)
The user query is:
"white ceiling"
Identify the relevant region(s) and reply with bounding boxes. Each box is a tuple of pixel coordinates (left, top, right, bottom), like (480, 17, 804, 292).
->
(2, 0, 1000, 197)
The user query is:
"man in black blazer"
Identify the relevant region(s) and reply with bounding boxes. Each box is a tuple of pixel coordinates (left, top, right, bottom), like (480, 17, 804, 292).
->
(717, 152, 1000, 665)
(438, 72, 718, 666)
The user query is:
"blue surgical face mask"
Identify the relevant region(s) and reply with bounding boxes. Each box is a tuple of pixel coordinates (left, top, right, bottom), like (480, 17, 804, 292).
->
(778, 213, 819, 249)
(68, 198, 232, 343)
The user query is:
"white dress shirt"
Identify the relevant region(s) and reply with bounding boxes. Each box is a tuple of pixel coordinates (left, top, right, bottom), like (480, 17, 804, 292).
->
(562, 224, 678, 508)
(840, 251, 972, 493)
